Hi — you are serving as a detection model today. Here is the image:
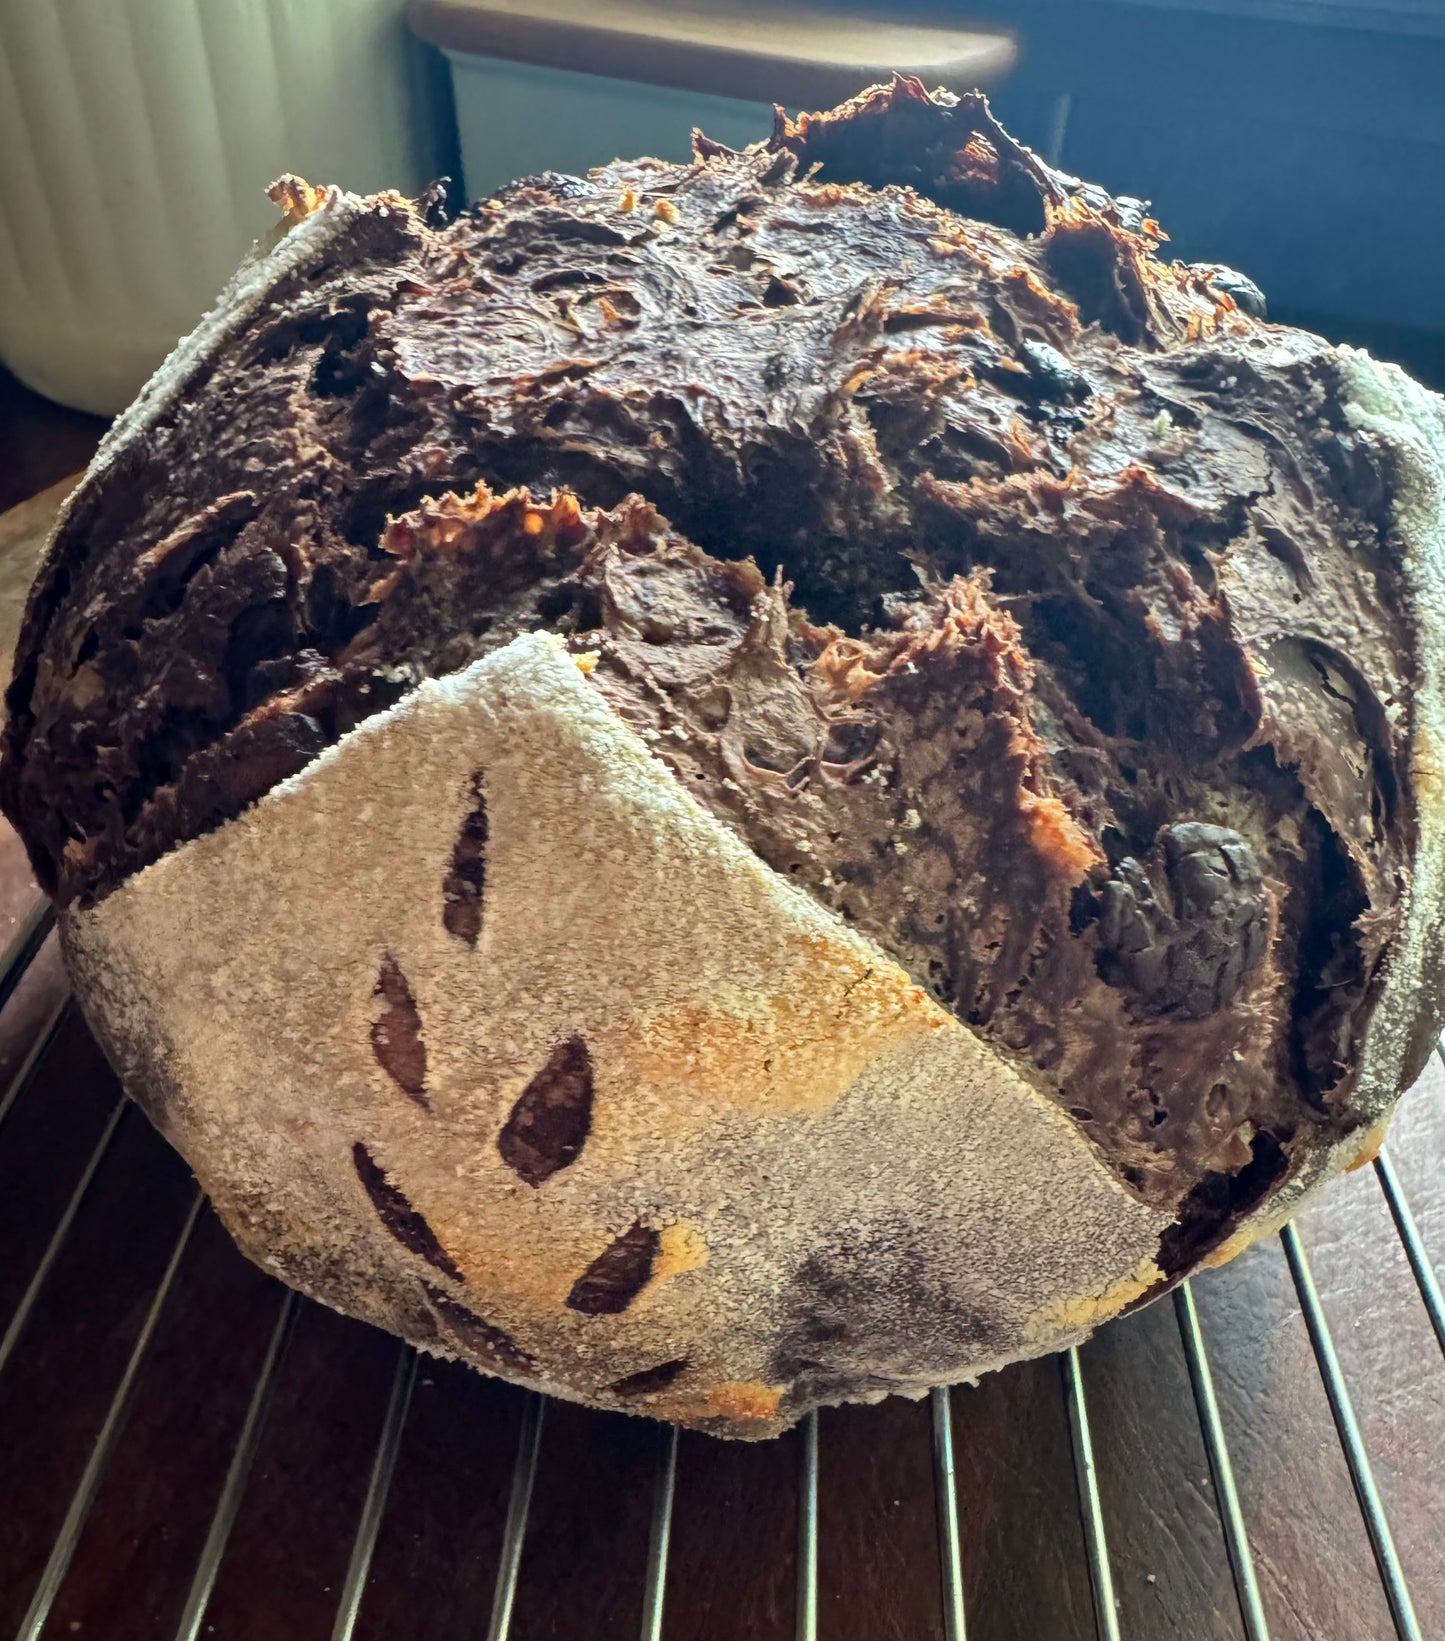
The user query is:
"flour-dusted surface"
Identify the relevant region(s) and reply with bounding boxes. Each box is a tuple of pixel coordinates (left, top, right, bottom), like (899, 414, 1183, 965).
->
(1336, 351, 1445, 1114)
(66, 633, 1168, 1434)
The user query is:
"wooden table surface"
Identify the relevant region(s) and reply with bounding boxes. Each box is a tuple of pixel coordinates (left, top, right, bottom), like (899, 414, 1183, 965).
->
(0, 371, 1441, 1641)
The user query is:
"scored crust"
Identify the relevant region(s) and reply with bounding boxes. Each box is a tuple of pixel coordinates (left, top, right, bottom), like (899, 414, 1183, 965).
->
(66, 632, 1171, 1435)
(56, 340, 1445, 1436)
(15, 92, 1445, 1434)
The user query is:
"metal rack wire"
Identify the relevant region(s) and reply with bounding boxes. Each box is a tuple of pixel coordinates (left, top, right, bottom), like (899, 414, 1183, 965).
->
(0, 903, 1440, 1641)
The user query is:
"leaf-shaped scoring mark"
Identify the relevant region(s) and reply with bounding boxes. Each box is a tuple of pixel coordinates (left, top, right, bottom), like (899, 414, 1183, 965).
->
(370, 954, 427, 1105)
(443, 771, 489, 945)
(566, 1223, 660, 1315)
(423, 1281, 536, 1374)
(497, 1036, 593, 1185)
(608, 1358, 688, 1396)
(352, 1141, 462, 1280)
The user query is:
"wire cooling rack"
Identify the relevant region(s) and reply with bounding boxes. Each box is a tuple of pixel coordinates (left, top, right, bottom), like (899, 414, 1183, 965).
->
(0, 894, 1441, 1641)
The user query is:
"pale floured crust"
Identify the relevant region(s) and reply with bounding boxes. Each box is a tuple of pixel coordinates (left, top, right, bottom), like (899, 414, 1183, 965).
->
(64, 632, 1170, 1435)
(1336, 350, 1445, 1112)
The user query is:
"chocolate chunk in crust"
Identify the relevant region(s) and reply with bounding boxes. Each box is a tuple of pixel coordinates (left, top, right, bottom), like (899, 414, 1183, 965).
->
(1095, 825, 1271, 1020)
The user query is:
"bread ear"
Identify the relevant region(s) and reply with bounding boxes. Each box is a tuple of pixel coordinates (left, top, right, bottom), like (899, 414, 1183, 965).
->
(64, 631, 1172, 1435)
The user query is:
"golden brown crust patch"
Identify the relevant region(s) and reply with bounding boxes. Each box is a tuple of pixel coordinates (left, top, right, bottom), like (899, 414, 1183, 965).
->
(267, 174, 328, 227)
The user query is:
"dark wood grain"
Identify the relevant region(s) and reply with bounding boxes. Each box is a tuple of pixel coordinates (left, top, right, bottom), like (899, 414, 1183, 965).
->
(952, 1355, 1096, 1640)
(353, 1362, 526, 1638)
(1295, 1069, 1445, 1634)
(509, 1397, 659, 1640)
(815, 1394, 946, 1641)
(199, 1304, 411, 1641)
(1080, 1298, 1245, 1641)
(0, 1033, 197, 1639)
(0, 1012, 122, 1325)
(664, 1421, 801, 1641)
(44, 1211, 285, 1640)
(1188, 1237, 1402, 1641)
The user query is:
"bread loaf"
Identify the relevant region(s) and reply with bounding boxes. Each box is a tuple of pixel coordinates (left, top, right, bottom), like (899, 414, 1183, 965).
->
(6, 79, 1444, 1436)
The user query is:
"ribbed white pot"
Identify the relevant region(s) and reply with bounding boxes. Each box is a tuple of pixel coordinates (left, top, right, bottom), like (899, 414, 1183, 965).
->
(0, 0, 447, 414)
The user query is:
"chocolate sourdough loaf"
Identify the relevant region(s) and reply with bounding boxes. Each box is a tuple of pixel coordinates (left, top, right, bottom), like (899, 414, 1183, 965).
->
(6, 79, 1444, 1435)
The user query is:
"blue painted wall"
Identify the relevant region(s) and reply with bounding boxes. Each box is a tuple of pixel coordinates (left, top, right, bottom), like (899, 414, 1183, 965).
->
(978, 1, 1445, 370)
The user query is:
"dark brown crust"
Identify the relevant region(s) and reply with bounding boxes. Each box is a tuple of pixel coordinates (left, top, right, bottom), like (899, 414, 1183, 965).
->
(423, 1280, 537, 1373)
(1, 78, 1429, 1271)
(607, 1358, 689, 1396)
(441, 771, 488, 944)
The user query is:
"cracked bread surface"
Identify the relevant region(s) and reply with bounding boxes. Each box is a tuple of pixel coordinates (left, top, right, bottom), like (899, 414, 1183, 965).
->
(7, 79, 1445, 1432)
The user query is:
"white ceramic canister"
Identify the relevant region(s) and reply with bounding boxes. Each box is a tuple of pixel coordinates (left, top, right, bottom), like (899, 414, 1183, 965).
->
(0, 0, 451, 414)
